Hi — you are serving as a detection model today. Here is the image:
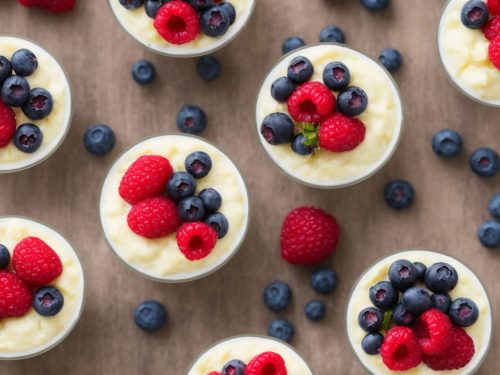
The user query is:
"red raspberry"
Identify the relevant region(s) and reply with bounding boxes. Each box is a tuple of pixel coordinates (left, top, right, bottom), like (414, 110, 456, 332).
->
(18, 0, 76, 13)
(12, 237, 63, 286)
(176, 222, 217, 261)
(154, 0, 200, 45)
(380, 326, 422, 371)
(280, 206, 340, 265)
(0, 271, 32, 317)
(245, 351, 288, 375)
(119, 155, 174, 205)
(483, 17, 500, 41)
(413, 308, 453, 355)
(423, 327, 475, 371)
(488, 37, 500, 70)
(488, 0, 500, 16)
(318, 113, 366, 152)
(287, 82, 336, 123)
(127, 196, 180, 239)
(0, 99, 16, 148)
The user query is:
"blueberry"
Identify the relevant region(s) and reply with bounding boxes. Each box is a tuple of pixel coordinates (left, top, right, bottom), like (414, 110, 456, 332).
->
(391, 303, 416, 327)
(185, 151, 212, 178)
(319, 25, 345, 43)
(287, 56, 314, 84)
(488, 193, 500, 220)
(431, 129, 463, 158)
(478, 220, 500, 249)
(221, 359, 245, 375)
(323, 61, 350, 91)
(358, 307, 384, 332)
(0, 56, 12, 84)
(384, 180, 415, 210)
(424, 262, 458, 293)
(337, 86, 368, 116)
(270, 76, 295, 102)
(379, 48, 403, 73)
(304, 300, 326, 322)
(1, 75, 30, 107)
(166, 171, 196, 201)
(14, 123, 43, 153)
(178, 196, 206, 222)
(449, 298, 479, 327)
(291, 133, 315, 156)
(218, 2, 236, 24)
(413, 262, 427, 280)
(145, 0, 168, 18)
(196, 56, 221, 81)
(461, 0, 489, 29)
(83, 124, 116, 155)
(11, 49, 38, 77)
(0, 244, 10, 269)
(264, 281, 292, 312)
(310, 268, 337, 294)
(21, 88, 53, 120)
(431, 293, 452, 314)
(361, 332, 384, 355)
(119, 0, 145, 9)
(401, 287, 432, 314)
(33, 287, 64, 317)
(268, 319, 294, 343)
(369, 281, 398, 310)
(388, 259, 418, 291)
(187, 0, 214, 10)
(205, 212, 229, 239)
(176, 105, 207, 134)
(361, 0, 389, 11)
(198, 188, 222, 212)
(200, 5, 231, 37)
(282, 36, 305, 54)
(260, 113, 294, 145)
(469, 147, 499, 178)
(132, 59, 156, 85)
(134, 300, 167, 332)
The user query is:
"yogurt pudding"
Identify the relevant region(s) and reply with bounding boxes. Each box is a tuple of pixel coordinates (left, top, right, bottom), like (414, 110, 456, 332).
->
(438, 0, 500, 106)
(0, 217, 85, 360)
(108, 0, 256, 57)
(187, 335, 313, 374)
(0, 36, 72, 173)
(346, 250, 492, 374)
(100, 134, 249, 282)
(256, 43, 403, 189)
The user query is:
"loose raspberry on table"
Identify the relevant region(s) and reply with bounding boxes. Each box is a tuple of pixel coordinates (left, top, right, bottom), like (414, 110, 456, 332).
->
(154, 0, 200, 45)
(287, 81, 336, 123)
(127, 196, 180, 239)
(0, 99, 16, 148)
(245, 351, 288, 375)
(488, 0, 500, 16)
(176, 222, 217, 261)
(488, 37, 500, 69)
(0, 271, 32, 318)
(18, 0, 76, 13)
(380, 326, 422, 371)
(280, 206, 340, 265)
(413, 308, 453, 355)
(483, 17, 500, 41)
(318, 112, 366, 152)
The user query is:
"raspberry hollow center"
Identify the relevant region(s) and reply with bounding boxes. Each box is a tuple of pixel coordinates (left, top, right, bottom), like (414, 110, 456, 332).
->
(394, 345, 408, 360)
(299, 100, 317, 114)
(261, 363, 276, 375)
(189, 236, 204, 251)
(167, 16, 187, 33)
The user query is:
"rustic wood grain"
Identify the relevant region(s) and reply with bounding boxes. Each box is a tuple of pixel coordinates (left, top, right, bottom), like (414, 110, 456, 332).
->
(0, 0, 499, 374)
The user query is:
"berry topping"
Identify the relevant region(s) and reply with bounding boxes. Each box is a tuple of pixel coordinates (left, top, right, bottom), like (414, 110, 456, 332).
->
(119, 0, 145, 9)
(207, 372, 223, 375)
(13, 123, 43, 153)
(488, 193, 500, 219)
(167, 171, 196, 201)
(131, 60, 156, 85)
(0, 271, 32, 317)
(263, 281, 292, 312)
(154, 0, 200, 45)
(282, 36, 305, 54)
(318, 112, 366, 152)
(127, 196, 180, 238)
(178, 196, 206, 222)
(119, 155, 174, 205)
(362, 332, 384, 355)
(267, 319, 294, 343)
(478, 220, 500, 248)
(384, 180, 415, 210)
(11, 49, 38, 76)
(221, 359, 245, 375)
(217, 2, 235, 24)
(196, 55, 221, 81)
(176, 221, 217, 260)
(401, 287, 432, 314)
(431, 129, 462, 158)
(287, 82, 336, 123)
(21, 88, 53, 120)
(319, 25, 346, 43)
(134, 300, 167, 332)
(336, 86, 368, 116)
(310, 268, 337, 294)
(388, 259, 418, 291)
(361, 0, 389, 11)
(185, 151, 212, 178)
(280, 206, 340, 265)
(461, 0, 489, 29)
(379, 48, 403, 72)
(187, 0, 213, 10)
(245, 352, 288, 375)
(369, 281, 398, 310)
(0, 56, 12, 84)
(449, 297, 479, 327)
(33, 286, 64, 316)
(145, 0, 167, 18)
(177, 105, 207, 134)
(271, 77, 295, 102)
(358, 307, 384, 332)
(392, 303, 416, 327)
(322, 61, 350, 91)
(205, 212, 229, 239)
(304, 300, 326, 321)
(482, 17, 500, 40)
(413, 308, 453, 355)
(286, 56, 314, 84)
(469, 147, 499, 177)
(198, 188, 222, 212)
(424, 262, 458, 293)
(83, 124, 116, 155)
(260, 112, 295, 145)
(488, 0, 500, 16)
(380, 326, 422, 371)
(0, 244, 10, 269)
(200, 5, 231, 37)
(1, 75, 30, 107)
(413, 262, 427, 280)
(291, 133, 316, 155)
(0, 99, 16, 148)
(431, 293, 452, 314)
(488, 37, 500, 70)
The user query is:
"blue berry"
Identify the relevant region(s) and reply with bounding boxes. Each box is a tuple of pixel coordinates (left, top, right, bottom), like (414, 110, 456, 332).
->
(185, 151, 212, 178)
(388, 259, 418, 291)
(14, 123, 43, 153)
(33, 287, 64, 317)
(369, 281, 398, 310)
(131, 60, 156, 85)
(391, 303, 416, 327)
(478, 220, 500, 249)
(319, 25, 345, 43)
(282, 36, 305, 54)
(177, 105, 207, 134)
(0, 56, 12, 84)
(145, 0, 167, 18)
(11, 49, 38, 77)
(362, 332, 384, 355)
(263, 281, 292, 312)
(198, 188, 222, 212)
(413, 262, 427, 280)
(337, 86, 368, 116)
(119, 0, 145, 9)
(1, 75, 30, 107)
(196, 56, 221, 81)
(461, 0, 489, 29)
(178, 196, 206, 222)
(287, 56, 314, 84)
(0, 245, 10, 269)
(187, 0, 214, 10)
(218, 2, 236, 24)
(449, 298, 479, 327)
(166, 171, 196, 201)
(310, 268, 337, 294)
(268, 319, 294, 343)
(432, 129, 463, 158)
(358, 307, 384, 332)
(379, 48, 403, 73)
(424, 262, 458, 293)
(260, 112, 294, 145)
(323, 61, 350, 91)
(83, 124, 116, 155)
(200, 5, 231, 37)
(384, 180, 414, 210)
(488, 193, 500, 220)
(291, 133, 315, 156)
(21, 88, 53, 120)
(469, 147, 499, 178)
(205, 212, 229, 239)
(304, 300, 326, 322)
(222, 359, 245, 375)
(401, 287, 432, 314)
(134, 300, 167, 332)
(431, 293, 452, 314)
(361, 0, 389, 11)
(270, 76, 295, 102)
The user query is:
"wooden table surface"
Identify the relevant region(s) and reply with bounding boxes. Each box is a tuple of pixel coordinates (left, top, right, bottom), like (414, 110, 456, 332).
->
(0, 0, 499, 374)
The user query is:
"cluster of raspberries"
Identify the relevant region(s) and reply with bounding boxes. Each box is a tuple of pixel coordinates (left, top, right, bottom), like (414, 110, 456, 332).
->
(206, 351, 288, 375)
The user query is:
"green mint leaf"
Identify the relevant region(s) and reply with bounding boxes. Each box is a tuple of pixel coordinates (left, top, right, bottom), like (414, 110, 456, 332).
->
(381, 309, 393, 332)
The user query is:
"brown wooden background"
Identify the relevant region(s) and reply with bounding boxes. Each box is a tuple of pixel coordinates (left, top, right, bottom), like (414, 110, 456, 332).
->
(0, 0, 499, 374)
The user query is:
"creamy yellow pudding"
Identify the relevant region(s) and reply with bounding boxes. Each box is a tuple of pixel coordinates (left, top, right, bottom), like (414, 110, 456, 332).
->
(187, 336, 313, 375)
(0, 36, 72, 173)
(439, 0, 500, 106)
(108, 0, 256, 57)
(100, 135, 249, 282)
(0, 217, 85, 359)
(256, 44, 403, 188)
(346, 250, 492, 375)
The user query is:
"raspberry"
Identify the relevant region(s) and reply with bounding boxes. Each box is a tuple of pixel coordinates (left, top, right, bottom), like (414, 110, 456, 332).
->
(127, 196, 180, 239)
(245, 351, 288, 375)
(318, 113, 366, 152)
(18, 0, 76, 13)
(154, 1, 200, 45)
(413, 308, 453, 355)
(0, 271, 32, 317)
(12, 237, 63, 286)
(380, 326, 422, 371)
(483, 17, 500, 41)
(488, 0, 500, 16)
(488, 37, 500, 70)
(176, 222, 217, 261)
(119, 155, 174, 205)
(280, 206, 340, 265)
(287, 82, 336, 123)
(0, 99, 16, 148)
(423, 327, 475, 371)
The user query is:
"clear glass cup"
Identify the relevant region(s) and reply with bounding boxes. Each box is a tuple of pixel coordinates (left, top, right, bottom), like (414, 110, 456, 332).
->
(0, 216, 86, 360)
(186, 335, 314, 374)
(107, 0, 256, 58)
(346, 249, 493, 375)
(99, 134, 250, 283)
(255, 43, 404, 189)
(0, 35, 73, 173)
